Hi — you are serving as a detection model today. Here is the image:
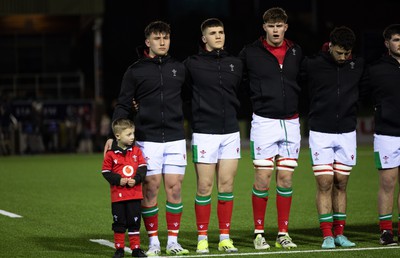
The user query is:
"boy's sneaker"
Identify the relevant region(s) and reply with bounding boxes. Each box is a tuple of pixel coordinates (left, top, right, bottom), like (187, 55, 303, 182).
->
(275, 234, 297, 249)
(218, 239, 238, 253)
(334, 235, 356, 247)
(166, 242, 189, 255)
(380, 230, 398, 246)
(253, 234, 270, 250)
(322, 236, 335, 249)
(196, 239, 209, 254)
(131, 248, 147, 257)
(145, 244, 161, 256)
(113, 248, 125, 258)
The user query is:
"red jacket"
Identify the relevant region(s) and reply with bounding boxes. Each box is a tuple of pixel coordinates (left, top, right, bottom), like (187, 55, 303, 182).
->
(102, 145, 146, 202)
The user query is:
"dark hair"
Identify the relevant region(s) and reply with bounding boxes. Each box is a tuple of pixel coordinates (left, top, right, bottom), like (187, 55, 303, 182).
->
(263, 7, 288, 23)
(330, 26, 356, 51)
(144, 21, 171, 39)
(383, 24, 400, 40)
(112, 118, 135, 135)
(200, 18, 224, 33)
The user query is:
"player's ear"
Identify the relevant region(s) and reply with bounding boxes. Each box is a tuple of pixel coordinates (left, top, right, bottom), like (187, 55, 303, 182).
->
(202, 36, 206, 43)
(145, 39, 150, 47)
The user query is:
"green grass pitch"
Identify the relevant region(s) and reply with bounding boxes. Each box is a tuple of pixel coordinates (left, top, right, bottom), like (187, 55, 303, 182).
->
(1, 144, 399, 257)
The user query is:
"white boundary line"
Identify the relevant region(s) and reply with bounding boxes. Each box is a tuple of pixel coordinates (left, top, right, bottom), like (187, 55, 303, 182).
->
(0, 209, 22, 218)
(90, 239, 400, 257)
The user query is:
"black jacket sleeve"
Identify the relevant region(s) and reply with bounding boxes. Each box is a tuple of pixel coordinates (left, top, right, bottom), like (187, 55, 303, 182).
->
(133, 165, 147, 185)
(102, 171, 122, 186)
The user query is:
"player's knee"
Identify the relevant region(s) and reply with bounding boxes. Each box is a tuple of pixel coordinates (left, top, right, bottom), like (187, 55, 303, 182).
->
(276, 157, 298, 172)
(253, 158, 274, 170)
(333, 163, 352, 175)
(313, 164, 334, 176)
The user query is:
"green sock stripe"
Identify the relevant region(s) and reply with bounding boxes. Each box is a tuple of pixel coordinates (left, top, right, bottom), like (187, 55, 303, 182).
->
(374, 151, 382, 169)
(218, 192, 234, 201)
(166, 202, 183, 214)
(319, 213, 333, 223)
(333, 213, 347, 220)
(379, 214, 393, 221)
(192, 145, 198, 163)
(250, 141, 255, 160)
(141, 206, 159, 218)
(252, 187, 268, 198)
(276, 186, 292, 197)
(195, 195, 211, 205)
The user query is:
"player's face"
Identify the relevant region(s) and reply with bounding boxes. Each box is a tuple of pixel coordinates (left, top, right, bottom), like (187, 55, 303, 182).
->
(117, 127, 135, 148)
(386, 33, 400, 58)
(202, 26, 225, 51)
(145, 32, 170, 57)
(263, 21, 288, 47)
(329, 45, 352, 64)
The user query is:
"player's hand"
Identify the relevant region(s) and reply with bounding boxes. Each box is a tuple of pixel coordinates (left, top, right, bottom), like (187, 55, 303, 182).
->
(120, 178, 128, 186)
(103, 138, 113, 157)
(132, 98, 139, 112)
(127, 178, 136, 187)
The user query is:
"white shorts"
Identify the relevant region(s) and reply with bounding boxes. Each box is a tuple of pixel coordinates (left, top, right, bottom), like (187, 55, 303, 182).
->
(374, 134, 400, 169)
(250, 114, 301, 160)
(191, 132, 241, 163)
(136, 139, 187, 176)
(309, 130, 357, 166)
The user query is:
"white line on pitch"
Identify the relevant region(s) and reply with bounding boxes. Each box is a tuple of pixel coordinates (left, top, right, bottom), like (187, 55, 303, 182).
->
(90, 238, 400, 257)
(0, 209, 22, 218)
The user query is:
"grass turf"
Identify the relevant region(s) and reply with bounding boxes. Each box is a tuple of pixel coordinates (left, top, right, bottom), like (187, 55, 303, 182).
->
(0, 145, 399, 257)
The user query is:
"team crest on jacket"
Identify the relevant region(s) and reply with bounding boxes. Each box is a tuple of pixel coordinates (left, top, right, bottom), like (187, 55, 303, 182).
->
(172, 69, 177, 77)
(292, 49, 297, 55)
(122, 165, 134, 177)
(230, 64, 235, 72)
(350, 62, 355, 69)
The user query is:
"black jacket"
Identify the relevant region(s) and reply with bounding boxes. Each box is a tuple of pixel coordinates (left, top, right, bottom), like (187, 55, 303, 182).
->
(112, 48, 186, 142)
(300, 51, 365, 133)
(362, 55, 400, 136)
(239, 38, 303, 119)
(184, 47, 243, 134)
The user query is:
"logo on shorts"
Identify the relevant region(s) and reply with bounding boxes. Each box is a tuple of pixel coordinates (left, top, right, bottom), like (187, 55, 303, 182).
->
(183, 154, 186, 160)
(313, 152, 319, 161)
(236, 148, 239, 153)
(256, 147, 262, 155)
(351, 154, 354, 160)
(145, 156, 150, 161)
(200, 150, 206, 158)
(383, 155, 389, 164)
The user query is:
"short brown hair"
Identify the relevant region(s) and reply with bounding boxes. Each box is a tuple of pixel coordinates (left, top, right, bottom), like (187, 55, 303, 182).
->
(383, 24, 400, 40)
(200, 18, 224, 33)
(263, 7, 288, 24)
(144, 21, 171, 39)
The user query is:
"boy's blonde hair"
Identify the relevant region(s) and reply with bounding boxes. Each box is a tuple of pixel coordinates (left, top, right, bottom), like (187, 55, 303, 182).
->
(112, 118, 135, 136)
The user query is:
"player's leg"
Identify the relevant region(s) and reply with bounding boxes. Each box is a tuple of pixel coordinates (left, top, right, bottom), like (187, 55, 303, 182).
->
(375, 134, 400, 245)
(332, 130, 356, 247)
(136, 141, 163, 256)
(163, 139, 189, 255)
(112, 201, 127, 258)
(250, 114, 278, 250)
(192, 133, 219, 253)
(216, 159, 238, 252)
(126, 200, 146, 257)
(275, 118, 300, 249)
(309, 130, 335, 249)
(215, 132, 240, 253)
(194, 163, 215, 253)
